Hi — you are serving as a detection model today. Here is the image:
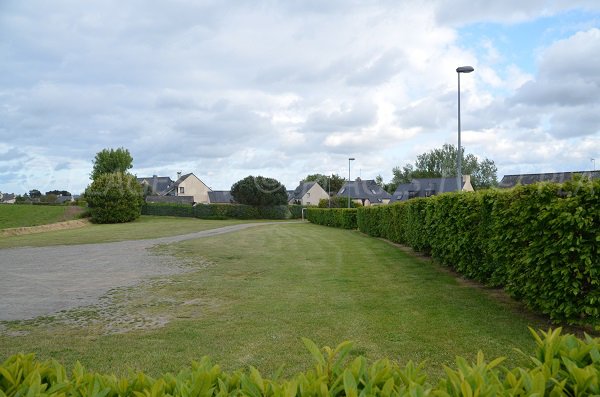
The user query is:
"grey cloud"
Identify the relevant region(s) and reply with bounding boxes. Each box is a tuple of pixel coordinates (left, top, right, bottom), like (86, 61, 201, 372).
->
(396, 91, 455, 130)
(548, 105, 600, 138)
(303, 101, 378, 133)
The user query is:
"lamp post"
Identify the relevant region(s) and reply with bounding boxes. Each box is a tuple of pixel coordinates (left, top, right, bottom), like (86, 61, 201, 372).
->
(456, 65, 474, 192)
(348, 158, 355, 208)
(592, 158, 596, 171)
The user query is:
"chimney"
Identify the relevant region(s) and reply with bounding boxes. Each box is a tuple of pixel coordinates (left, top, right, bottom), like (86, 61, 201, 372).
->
(177, 171, 182, 180)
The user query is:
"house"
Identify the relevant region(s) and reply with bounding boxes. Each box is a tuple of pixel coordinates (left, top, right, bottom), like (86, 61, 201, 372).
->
(164, 173, 212, 204)
(288, 181, 329, 206)
(55, 195, 74, 204)
(390, 175, 474, 202)
(498, 171, 600, 188)
(0, 193, 16, 204)
(208, 191, 234, 204)
(137, 175, 176, 195)
(338, 179, 392, 206)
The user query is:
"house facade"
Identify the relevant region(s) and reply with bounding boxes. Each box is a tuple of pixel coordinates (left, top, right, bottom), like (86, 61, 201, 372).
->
(338, 179, 391, 206)
(165, 173, 212, 204)
(288, 181, 329, 206)
(498, 171, 600, 188)
(0, 193, 16, 204)
(390, 175, 474, 202)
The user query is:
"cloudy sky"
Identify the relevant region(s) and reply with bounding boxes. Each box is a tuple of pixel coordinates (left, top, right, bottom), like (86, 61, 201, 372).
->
(1, 1, 599, 194)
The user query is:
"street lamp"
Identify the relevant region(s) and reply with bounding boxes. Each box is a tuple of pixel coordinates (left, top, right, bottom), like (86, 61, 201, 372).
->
(348, 158, 355, 208)
(456, 65, 474, 192)
(592, 158, 596, 171)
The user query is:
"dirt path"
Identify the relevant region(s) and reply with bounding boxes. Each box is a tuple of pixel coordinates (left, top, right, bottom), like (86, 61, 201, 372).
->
(0, 222, 293, 321)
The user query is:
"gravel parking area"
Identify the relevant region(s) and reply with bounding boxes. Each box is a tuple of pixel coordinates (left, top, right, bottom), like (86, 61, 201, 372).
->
(0, 223, 284, 321)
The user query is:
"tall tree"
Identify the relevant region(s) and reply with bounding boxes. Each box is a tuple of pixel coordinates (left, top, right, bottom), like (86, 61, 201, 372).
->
(231, 176, 288, 206)
(387, 144, 497, 191)
(303, 173, 345, 194)
(91, 147, 133, 180)
(28, 189, 42, 198)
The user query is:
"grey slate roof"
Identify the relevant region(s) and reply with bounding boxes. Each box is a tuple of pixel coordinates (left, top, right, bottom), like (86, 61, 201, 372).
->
(208, 191, 233, 204)
(390, 177, 464, 202)
(55, 195, 73, 204)
(337, 179, 391, 203)
(137, 176, 175, 195)
(145, 195, 194, 205)
(290, 181, 317, 200)
(499, 171, 600, 188)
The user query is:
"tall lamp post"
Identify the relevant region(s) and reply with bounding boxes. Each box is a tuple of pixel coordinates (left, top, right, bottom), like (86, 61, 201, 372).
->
(592, 158, 596, 172)
(456, 65, 474, 192)
(348, 158, 355, 208)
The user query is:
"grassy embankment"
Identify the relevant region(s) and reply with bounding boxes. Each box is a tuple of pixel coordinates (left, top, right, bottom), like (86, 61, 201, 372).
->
(0, 204, 82, 229)
(0, 221, 551, 380)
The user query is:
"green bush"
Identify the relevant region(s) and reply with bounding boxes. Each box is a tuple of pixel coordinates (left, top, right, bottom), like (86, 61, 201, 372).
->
(306, 208, 357, 229)
(141, 203, 294, 220)
(1, 329, 598, 397)
(356, 178, 600, 325)
(84, 172, 144, 224)
(288, 205, 304, 219)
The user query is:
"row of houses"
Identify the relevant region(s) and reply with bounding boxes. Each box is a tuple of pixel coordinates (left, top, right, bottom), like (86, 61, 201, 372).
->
(138, 170, 599, 207)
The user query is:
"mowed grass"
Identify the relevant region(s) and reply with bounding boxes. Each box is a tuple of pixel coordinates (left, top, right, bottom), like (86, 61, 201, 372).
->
(0, 222, 549, 381)
(0, 216, 252, 249)
(0, 204, 77, 229)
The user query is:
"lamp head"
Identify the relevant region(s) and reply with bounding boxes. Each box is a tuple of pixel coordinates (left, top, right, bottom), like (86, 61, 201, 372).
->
(456, 66, 474, 73)
(349, 157, 355, 161)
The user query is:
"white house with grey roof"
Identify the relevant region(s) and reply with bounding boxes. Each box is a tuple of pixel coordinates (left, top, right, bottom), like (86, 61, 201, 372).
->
(139, 172, 212, 205)
(288, 181, 329, 206)
(390, 175, 474, 202)
(338, 179, 391, 206)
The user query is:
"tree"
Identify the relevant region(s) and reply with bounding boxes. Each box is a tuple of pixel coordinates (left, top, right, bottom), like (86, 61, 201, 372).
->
(303, 173, 345, 194)
(387, 144, 497, 191)
(231, 176, 288, 206)
(46, 190, 71, 196)
(29, 189, 42, 198)
(84, 172, 144, 223)
(91, 147, 133, 180)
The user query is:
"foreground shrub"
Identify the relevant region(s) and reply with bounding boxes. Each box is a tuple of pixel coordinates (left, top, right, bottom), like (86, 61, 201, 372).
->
(84, 172, 144, 224)
(306, 208, 357, 229)
(1, 329, 598, 396)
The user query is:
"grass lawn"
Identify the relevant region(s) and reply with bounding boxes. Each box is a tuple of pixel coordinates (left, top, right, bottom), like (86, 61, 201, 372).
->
(0, 204, 81, 229)
(0, 216, 253, 249)
(0, 221, 551, 381)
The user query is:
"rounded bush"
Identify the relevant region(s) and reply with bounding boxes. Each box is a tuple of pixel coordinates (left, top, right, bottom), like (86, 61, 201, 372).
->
(84, 172, 144, 224)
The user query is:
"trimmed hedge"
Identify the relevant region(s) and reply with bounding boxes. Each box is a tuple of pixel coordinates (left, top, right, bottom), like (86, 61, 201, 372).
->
(356, 178, 600, 325)
(306, 208, 357, 229)
(141, 203, 298, 220)
(1, 329, 599, 396)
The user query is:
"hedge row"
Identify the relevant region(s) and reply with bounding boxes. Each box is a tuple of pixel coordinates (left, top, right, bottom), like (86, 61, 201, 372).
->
(306, 208, 357, 229)
(357, 179, 600, 325)
(2, 329, 599, 396)
(142, 203, 304, 220)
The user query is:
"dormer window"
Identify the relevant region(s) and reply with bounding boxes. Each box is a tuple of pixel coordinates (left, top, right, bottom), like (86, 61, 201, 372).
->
(408, 191, 417, 199)
(425, 189, 435, 197)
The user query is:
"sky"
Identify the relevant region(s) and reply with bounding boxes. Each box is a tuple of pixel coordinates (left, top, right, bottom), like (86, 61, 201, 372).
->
(1, 0, 599, 195)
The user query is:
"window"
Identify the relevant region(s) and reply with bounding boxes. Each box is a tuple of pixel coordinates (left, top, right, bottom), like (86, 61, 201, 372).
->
(408, 191, 417, 199)
(425, 189, 435, 197)
(179, 187, 185, 194)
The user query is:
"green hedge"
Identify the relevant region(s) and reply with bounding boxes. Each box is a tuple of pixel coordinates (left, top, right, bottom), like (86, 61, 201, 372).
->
(2, 329, 599, 396)
(356, 179, 600, 325)
(142, 203, 297, 220)
(306, 208, 357, 229)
